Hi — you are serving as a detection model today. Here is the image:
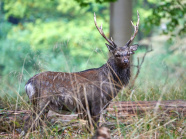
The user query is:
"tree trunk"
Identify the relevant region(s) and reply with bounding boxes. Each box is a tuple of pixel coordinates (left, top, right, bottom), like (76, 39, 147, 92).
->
(110, 0, 132, 47)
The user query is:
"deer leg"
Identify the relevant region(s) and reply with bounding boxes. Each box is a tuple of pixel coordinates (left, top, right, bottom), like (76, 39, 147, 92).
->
(34, 99, 50, 129)
(23, 98, 38, 133)
(91, 105, 101, 128)
(25, 97, 50, 133)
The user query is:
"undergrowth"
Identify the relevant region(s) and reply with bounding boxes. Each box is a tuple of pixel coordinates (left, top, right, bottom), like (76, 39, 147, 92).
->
(0, 35, 185, 138)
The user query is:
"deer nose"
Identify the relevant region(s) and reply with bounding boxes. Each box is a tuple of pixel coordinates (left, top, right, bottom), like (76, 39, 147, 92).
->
(123, 59, 129, 63)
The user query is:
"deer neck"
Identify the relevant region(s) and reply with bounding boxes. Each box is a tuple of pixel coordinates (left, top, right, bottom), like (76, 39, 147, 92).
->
(105, 56, 131, 86)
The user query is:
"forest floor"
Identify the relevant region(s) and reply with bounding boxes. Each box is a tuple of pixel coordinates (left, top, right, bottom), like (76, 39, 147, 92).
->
(0, 100, 185, 138)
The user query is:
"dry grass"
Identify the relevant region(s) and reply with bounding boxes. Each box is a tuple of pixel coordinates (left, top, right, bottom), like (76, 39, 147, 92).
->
(0, 91, 185, 138)
(0, 35, 185, 138)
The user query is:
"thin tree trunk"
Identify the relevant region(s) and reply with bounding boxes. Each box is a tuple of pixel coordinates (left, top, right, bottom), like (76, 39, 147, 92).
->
(110, 0, 132, 47)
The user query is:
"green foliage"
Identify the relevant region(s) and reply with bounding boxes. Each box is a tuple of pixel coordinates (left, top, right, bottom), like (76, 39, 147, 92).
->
(3, 0, 109, 60)
(0, 0, 110, 97)
(1, 0, 185, 97)
(74, 0, 186, 38)
(75, 0, 116, 7)
(144, 0, 186, 37)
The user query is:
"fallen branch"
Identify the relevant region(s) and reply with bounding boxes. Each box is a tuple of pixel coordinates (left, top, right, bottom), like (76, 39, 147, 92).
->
(0, 100, 185, 133)
(107, 100, 186, 117)
(130, 46, 153, 88)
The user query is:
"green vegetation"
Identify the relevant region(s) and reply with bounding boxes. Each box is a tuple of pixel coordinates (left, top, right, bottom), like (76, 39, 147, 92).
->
(0, 0, 185, 138)
(0, 0, 110, 97)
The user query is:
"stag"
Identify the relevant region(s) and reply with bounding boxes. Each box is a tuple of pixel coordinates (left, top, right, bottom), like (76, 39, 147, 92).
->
(25, 11, 140, 131)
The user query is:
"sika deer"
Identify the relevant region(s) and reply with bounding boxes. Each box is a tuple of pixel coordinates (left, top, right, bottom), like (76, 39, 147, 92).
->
(25, 12, 140, 131)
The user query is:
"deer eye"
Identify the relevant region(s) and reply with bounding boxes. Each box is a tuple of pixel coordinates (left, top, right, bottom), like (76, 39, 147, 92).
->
(115, 52, 121, 57)
(115, 54, 120, 57)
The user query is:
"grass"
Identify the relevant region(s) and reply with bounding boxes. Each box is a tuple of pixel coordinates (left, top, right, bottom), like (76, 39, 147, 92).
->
(0, 35, 185, 138)
(0, 73, 185, 138)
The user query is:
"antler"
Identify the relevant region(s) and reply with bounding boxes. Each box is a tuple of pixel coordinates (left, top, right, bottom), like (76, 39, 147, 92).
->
(125, 11, 140, 46)
(94, 13, 117, 49)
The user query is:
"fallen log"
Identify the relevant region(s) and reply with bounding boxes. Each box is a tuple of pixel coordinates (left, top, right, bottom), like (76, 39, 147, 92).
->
(106, 100, 186, 117)
(0, 100, 185, 133)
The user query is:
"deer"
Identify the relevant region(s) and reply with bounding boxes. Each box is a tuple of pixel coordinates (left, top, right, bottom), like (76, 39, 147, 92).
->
(24, 11, 140, 132)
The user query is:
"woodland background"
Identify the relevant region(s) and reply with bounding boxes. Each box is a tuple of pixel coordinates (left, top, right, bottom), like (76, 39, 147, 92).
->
(0, 0, 185, 100)
(0, 0, 185, 138)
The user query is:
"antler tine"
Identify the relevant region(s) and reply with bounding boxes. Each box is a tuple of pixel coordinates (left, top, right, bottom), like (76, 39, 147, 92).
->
(126, 11, 140, 46)
(94, 13, 116, 48)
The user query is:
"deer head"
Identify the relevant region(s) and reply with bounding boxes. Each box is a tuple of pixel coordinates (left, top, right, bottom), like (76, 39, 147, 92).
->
(94, 11, 140, 67)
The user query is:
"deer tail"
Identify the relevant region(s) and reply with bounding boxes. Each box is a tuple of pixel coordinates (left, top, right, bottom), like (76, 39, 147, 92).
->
(25, 79, 35, 99)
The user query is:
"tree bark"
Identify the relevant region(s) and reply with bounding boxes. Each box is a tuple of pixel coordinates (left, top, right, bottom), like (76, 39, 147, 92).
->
(110, 0, 132, 47)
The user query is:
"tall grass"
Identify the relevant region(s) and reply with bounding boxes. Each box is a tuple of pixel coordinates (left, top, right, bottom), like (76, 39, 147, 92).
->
(0, 35, 185, 138)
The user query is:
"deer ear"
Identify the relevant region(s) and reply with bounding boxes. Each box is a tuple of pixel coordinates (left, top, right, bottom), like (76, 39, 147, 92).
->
(105, 43, 115, 52)
(129, 44, 139, 51)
